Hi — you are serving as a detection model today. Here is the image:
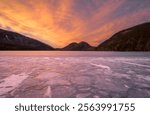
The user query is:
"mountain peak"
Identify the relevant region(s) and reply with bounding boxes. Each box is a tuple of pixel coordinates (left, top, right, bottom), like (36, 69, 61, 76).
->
(63, 41, 95, 51)
(78, 41, 90, 45)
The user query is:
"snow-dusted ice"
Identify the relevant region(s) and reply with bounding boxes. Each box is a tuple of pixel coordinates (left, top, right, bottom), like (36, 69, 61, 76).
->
(0, 51, 150, 98)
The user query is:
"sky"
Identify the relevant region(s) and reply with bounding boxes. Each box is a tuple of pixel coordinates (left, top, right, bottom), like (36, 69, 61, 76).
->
(0, 0, 150, 48)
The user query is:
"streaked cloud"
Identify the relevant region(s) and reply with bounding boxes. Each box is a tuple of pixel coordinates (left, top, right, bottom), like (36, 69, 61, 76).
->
(0, 0, 150, 47)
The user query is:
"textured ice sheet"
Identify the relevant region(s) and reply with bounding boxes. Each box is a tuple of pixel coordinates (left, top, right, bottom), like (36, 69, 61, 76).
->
(0, 55, 150, 98)
(0, 73, 29, 96)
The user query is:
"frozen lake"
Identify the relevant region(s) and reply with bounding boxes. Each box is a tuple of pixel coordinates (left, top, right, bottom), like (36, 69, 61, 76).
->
(0, 51, 150, 98)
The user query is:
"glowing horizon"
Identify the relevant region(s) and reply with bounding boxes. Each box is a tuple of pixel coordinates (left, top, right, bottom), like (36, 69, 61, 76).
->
(0, 0, 150, 48)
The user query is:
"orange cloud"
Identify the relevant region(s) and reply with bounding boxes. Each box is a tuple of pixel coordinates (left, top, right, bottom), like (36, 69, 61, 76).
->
(0, 0, 149, 47)
(85, 7, 150, 46)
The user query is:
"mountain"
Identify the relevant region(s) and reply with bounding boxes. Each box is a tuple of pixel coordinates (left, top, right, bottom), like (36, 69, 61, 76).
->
(62, 41, 95, 51)
(1, 22, 150, 51)
(0, 29, 54, 50)
(96, 22, 150, 51)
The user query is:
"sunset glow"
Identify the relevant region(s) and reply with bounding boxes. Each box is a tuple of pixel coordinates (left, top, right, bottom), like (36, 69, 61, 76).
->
(0, 0, 150, 47)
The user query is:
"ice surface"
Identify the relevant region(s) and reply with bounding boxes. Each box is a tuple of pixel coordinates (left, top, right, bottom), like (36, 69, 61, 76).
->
(0, 52, 150, 98)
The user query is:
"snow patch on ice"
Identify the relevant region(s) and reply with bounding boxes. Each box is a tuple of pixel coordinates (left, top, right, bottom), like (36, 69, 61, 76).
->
(43, 86, 52, 98)
(0, 73, 29, 95)
(90, 63, 111, 70)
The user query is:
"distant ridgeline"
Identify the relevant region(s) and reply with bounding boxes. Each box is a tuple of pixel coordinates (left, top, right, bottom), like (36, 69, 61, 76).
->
(0, 22, 150, 51)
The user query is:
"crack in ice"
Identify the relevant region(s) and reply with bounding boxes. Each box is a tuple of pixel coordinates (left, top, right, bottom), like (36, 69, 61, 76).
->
(123, 61, 150, 68)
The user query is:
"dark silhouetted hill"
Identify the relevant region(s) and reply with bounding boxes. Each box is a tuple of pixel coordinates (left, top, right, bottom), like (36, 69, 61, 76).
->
(96, 22, 150, 51)
(62, 41, 95, 51)
(0, 29, 54, 50)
